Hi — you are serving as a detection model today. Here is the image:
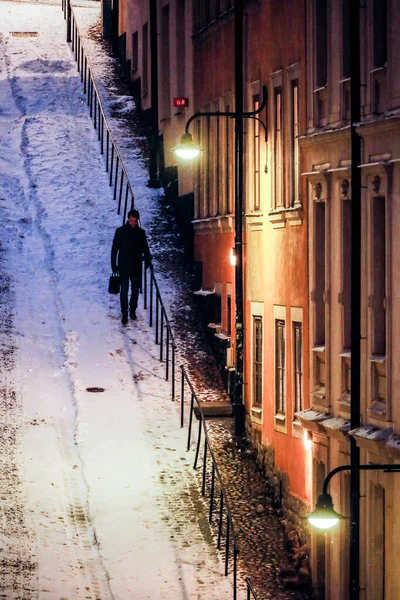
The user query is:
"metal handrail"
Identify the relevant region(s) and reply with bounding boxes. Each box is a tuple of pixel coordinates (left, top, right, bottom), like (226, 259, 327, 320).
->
(66, 6, 136, 224)
(245, 577, 260, 600)
(143, 264, 177, 398)
(180, 366, 241, 599)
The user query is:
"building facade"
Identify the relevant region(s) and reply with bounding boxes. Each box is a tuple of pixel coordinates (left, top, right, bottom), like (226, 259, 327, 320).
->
(298, 1, 400, 599)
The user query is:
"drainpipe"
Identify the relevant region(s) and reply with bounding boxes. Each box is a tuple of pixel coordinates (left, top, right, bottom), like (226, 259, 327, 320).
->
(111, 0, 119, 56)
(232, 0, 245, 436)
(148, 0, 161, 188)
(349, 1, 361, 598)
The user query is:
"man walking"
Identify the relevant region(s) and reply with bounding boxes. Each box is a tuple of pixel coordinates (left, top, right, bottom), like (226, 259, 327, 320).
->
(111, 209, 151, 324)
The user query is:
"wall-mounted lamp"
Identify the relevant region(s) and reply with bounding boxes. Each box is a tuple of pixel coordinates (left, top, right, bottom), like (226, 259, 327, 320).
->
(307, 463, 400, 531)
(303, 430, 312, 451)
(173, 132, 201, 160)
(307, 492, 344, 530)
(230, 247, 237, 266)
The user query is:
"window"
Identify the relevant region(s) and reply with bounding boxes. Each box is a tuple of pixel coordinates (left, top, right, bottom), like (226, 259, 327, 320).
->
(371, 197, 386, 356)
(315, 0, 328, 87)
(253, 93, 261, 210)
(290, 82, 300, 206)
(194, 120, 201, 219)
(223, 96, 234, 215)
(253, 317, 263, 408)
(176, 0, 185, 98)
(132, 31, 138, 71)
(293, 321, 303, 415)
(342, 198, 351, 349)
(142, 24, 148, 94)
(205, 114, 211, 217)
(275, 319, 286, 414)
(226, 294, 232, 336)
(161, 5, 170, 119)
(373, 0, 387, 68)
(314, 201, 326, 345)
(274, 88, 284, 208)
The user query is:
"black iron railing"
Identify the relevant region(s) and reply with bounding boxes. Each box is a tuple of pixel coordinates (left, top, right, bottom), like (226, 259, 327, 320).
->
(65, 4, 136, 225)
(180, 366, 240, 599)
(64, 6, 260, 599)
(142, 265, 177, 398)
(245, 577, 260, 600)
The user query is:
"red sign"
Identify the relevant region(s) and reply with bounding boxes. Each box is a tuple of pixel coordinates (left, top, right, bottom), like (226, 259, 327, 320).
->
(173, 97, 189, 108)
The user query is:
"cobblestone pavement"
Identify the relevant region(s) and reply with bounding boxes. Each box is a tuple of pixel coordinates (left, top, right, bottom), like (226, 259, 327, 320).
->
(73, 7, 313, 600)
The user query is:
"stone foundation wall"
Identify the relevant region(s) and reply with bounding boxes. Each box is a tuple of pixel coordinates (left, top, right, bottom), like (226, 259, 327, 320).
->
(246, 424, 312, 588)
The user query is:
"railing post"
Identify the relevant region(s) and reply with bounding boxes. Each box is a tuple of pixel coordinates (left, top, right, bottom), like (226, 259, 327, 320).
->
(233, 547, 238, 600)
(109, 145, 114, 185)
(118, 169, 124, 213)
(160, 309, 164, 361)
(209, 463, 215, 522)
(101, 117, 104, 154)
(171, 345, 175, 399)
(143, 263, 148, 309)
(66, 0, 71, 42)
(113, 156, 119, 199)
(202, 441, 207, 496)
(194, 416, 202, 469)
(225, 516, 230, 576)
(149, 273, 154, 327)
(217, 490, 224, 549)
(123, 185, 129, 223)
(84, 57, 87, 93)
(180, 368, 185, 428)
(98, 104, 101, 140)
(165, 326, 169, 381)
(187, 392, 194, 451)
(106, 130, 109, 171)
(155, 293, 159, 344)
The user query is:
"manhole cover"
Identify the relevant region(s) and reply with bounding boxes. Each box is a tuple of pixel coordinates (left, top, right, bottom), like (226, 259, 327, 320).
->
(86, 387, 105, 393)
(10, 32, 39, 38)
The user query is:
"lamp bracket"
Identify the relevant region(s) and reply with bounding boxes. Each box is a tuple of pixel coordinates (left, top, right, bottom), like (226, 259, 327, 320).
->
(184, 85, 268, 140)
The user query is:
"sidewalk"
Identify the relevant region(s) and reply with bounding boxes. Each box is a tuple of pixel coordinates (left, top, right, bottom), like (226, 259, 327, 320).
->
(72, 6, 313, 600)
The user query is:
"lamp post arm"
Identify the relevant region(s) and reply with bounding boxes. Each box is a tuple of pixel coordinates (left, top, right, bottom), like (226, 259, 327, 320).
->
(184, 85, 268, 135)
(322, 463, 400, 496)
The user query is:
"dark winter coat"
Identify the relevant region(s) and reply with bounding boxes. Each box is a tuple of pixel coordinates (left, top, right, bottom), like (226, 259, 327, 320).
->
(111, 222, 151, 276)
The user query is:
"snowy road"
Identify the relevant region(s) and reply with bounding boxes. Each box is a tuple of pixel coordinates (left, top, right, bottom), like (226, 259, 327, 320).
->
(0, 2, 233, 599)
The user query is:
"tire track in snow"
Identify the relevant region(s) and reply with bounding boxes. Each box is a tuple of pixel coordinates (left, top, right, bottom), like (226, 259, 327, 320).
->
(1, 12, 115, 599)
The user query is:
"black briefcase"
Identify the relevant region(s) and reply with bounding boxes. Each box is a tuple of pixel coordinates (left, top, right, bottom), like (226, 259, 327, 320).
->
(108, 272, 120, 294)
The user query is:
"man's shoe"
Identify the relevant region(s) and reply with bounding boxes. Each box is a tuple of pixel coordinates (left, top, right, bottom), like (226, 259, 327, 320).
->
(121, 314, 128, 325)
(130, 310, 137, 320)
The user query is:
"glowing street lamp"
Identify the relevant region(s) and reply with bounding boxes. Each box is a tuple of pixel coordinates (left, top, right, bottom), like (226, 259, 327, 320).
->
(307, 492, 344, 530)
(307, 463, 400, 531)
(173, 132, 201, 161)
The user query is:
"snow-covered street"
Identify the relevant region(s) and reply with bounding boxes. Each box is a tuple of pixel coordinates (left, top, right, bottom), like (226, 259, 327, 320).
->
(0, 2, 233, 598)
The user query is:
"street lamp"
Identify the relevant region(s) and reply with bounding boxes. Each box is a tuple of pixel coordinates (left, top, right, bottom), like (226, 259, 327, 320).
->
(173, 84, 267, 436)
(173, 132, 201, 160)
(307, 463, 400, 531)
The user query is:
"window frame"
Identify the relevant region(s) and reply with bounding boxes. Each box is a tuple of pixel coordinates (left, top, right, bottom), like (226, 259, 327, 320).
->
(274, 305, 287, 432)
(250, 302, 264, 423)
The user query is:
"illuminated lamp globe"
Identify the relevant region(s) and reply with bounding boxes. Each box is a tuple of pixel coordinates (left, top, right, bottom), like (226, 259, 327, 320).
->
(307, 493, 344, 530)
(173, 132, 201, 160)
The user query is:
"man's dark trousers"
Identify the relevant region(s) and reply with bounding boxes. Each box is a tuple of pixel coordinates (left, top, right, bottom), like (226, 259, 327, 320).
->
(120, 273, 141, 316)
